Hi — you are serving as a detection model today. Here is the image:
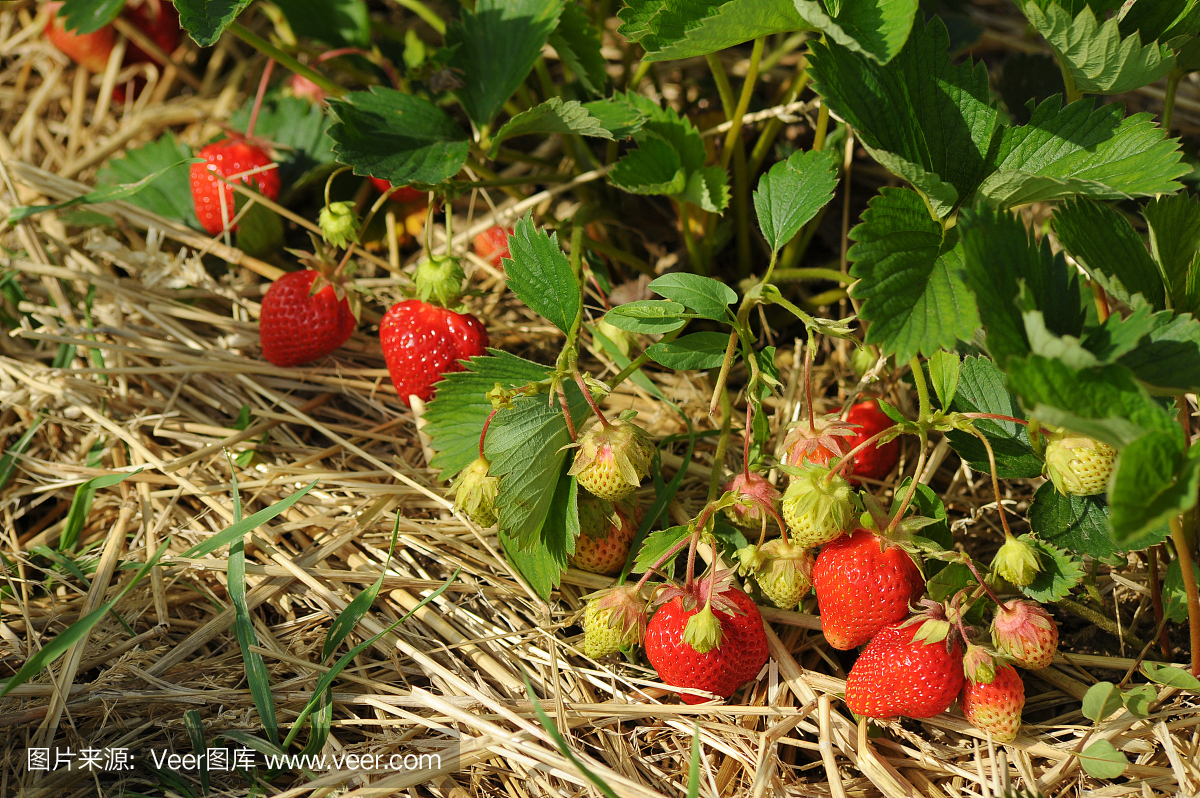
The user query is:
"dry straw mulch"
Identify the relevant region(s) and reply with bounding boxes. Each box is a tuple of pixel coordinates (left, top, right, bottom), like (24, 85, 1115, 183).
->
(1, 1, 1198, 796)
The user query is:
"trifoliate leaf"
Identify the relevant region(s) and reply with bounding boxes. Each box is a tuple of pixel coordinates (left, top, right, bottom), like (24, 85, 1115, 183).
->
(604, 300, 688, 333)
(609, 135, 687, 196)
(620, 0, 805, 63)
(1142, 660, 1200, 690)
(1109, 430, 1200, 545)
(1029, 482, 1120, 560)
(808, 16, 999, 217)
(633, 525, 690, 573)
(945, 356, 1042, 479)
(648, 273, 736, 321)
(976, 98, 1188, 208)
(583, 99, 647, 139)
(793, 0, 920, 64)
(446, 0, 565, 131)
(1024, 2, 1174, 95)
(678, 166, 731, 213)
(327, 88, 470, 186)
(1052, 197, 1165, 310)
(1113, 310, 1200, 394)
(847, 187, 979, 364)
(1145, 193, 1200, 317)
(1082, 681, 1124, 722)
(753, 148, 840, 255)
(958, 205, 1085, 368)
(548, 2, 608, 96)
(1020, 533, 1085, 603)
(503, 217, 582, 336)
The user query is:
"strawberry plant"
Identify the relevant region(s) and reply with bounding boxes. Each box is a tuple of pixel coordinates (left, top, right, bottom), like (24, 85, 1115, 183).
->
(6, 0, 1200, 793)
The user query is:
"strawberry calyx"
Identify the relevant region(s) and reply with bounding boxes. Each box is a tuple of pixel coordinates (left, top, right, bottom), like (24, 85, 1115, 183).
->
(992, 531, 1042, 588)
(721, 471, 782, 532)
(414, 253, 466, 308)
(318, 201, 361, 250)
(900, 598, 961, 653)
(653, 569, 740, 615)
(779, 414, 858, 468)
(962, 644, 998, 684)
(683, 601, 723, 653)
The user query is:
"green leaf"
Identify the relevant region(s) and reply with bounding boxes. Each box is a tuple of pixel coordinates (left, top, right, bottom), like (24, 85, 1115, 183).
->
(177, 481, 318, 559)
(1020, 533, 1085, 602)
(793, 0, 920, 64)
(1145, 193, 1200, 316)
(646, 332, 730, 370)
(504, 217, 582, 335)
(604, 300, 688, 333)
(1109, 431, 1200, 545)
(678, 165, 731, 213)
(808, 16, 999, 216)
(1120, 0, 1200, 42)
(1115, 310, 1200, 394)
(621, 0, 805, 63)
(272, 0, 369, 48)
(1005, 356, 1178, 449)
(489, 98, 617, 157)
(57, 0, 123, 34)
(583, 99, 647, 139)
(0, 417, 44, 492)
(61, 469, 142, 552)
(1024, 2, 1174, 94)
(447, 0, 565, 130)
(927, 562, 973, 601)
(928, 349, 960, 408)
(633, 525, 690, 572)
(1142, 659, 1200, 689)
(648, 274, 736, 321)
(847, 187, 980, 363)
(8, 157, 200, 224)
(486, 388, 589, 552)
(976, 98, 1188, 208)
(1164, 556, 1200, 623)
(609, 135, 686, 195)
(1052, 198, 1165, 310)
(1082, 681, 1124, 721)
(175, 0, 253, 47)
(753, 149, 840, 255)
(234, 193, 284, 258)
(1078, 740, 1128, 779)
(0, 539, 170, 699)
(1121, 684, 1156, 718)
(425, 351, 559, 480)
(549, 2, 609, 96)
(945, 356, 1042, 479)
(1031, 483, 1115, 559)
(327, 88, 470, 186)
(522, 672, 623, 798)
(96, 133, 199, 229)
(959, 205, 1084, 367)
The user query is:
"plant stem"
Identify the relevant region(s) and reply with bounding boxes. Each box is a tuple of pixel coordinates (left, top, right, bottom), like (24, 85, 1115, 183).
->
(886, 432, 927, 535)
(961, 556, 1004, 606)
(718, 37, 766, 170)
(246, 58, 274, 139)
(959, 412, 1029, 426)
(748, 60, 810, 177)
(733, 139, 752, 278)
(1055, 52, 1080, 104)
(974, 428, 1013, 539)
(678, 201, 705, 275)
(709, 389, 733, 503)
(480, 408, 500, 458)
(742, 401, 753, 481)
(705, 53, 736, 118)
(1163, 68, 1182, 133)
(634, 532, 694, 592)
(804, 329, 816, 430)
(228, 22, 345, 99)
(825, 427, 891, 483)
(558, 384, 577, 442)
(628, 58, 653, 91)
(1168, 515, 1200, 676)
(909, 356, 931, 422)
(573, 371, 610, 429)
(1059, 597, 1145, 650)
(812, 102, 830, 151)
(707, 330, 740, 418)
(396, 0, 445, 34)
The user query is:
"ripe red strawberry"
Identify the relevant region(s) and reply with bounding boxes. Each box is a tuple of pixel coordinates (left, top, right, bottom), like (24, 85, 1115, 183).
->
(473, 225, 514, 268)
(843, 400, 900, 482)
(369, 177, 425, 204)
(812, 527, 925, 650)
(259, 270, 356, 367)
(121, 0, 181, 64)
(190, 139, 280, 235)
(645, 579, 768, 704)
(45, 0, 179, 73)
(961, 662, 1025, 742)
(844, 618, 964, 719)
(572, 496, 638, 576)
(44, 4, 115, 71)
(379, 299, 488, 404)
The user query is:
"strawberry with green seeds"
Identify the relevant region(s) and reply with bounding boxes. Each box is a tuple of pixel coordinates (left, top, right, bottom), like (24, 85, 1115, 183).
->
(737, 538, 813, 611)
(568, 418, 655, 501)
(781, 464, 855, 548)
(582, 584, 647, 658)
(451, 456, 500, 528)
(722, 471, 781, 530)
(1041, 425, 1116, 496)
(572, 495, 638, 576)
(991, 599, 1058, 670)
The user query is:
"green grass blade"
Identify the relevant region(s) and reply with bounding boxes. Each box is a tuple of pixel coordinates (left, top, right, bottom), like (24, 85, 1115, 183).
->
(521, 668, 620, 798)
(61, 468, 142, 551)
(0, 417, 43, 491)
(184, 709, 210, 796)
(0, 539, 170, 698)
(177, 480, 317, 558)
(687, 722, 701, 798)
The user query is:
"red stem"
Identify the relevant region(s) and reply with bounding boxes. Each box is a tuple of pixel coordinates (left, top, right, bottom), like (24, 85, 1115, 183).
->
(960, 413, 1029, 426)
(634, 531, 694, 592)
(961, 557, 1004, 606)
(246, 58, 275, 139)
(479, 408, 499, 459)
(804, 333, 815, 431)
(573, 371, 610, 428)
(558, 384, 577, 442)
(823, 427, 891, 484)
(684, 531, 699, 591)
(742, 402, 753, 481)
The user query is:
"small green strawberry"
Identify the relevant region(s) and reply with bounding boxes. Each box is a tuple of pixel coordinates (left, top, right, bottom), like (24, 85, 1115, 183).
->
(318, 201, 360, 249)
(737, 538, 813, 611)
(781, 464, 855, 548)
(1042, 426, 1116, 496)
(450, 456, 499, 527)
(582, 585, 647, 658)
(992, 532, 1041, 587)
(568, 418, 655, 501)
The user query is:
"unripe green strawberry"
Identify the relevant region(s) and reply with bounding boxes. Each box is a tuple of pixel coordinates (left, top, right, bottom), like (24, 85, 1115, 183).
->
(781, 464, 855, 548)
(450, 456, 499, 527)
(572, 495, 637, 575)
(961, 661, 1025, 743)
(722, 471, 781, 530)
(992, 533, 1041, 587)
(746, 538, 814, 611)
(318, 201, 360, 249)
(582, 585, 647, 658)
(568, 418, 654, 501)
(992, 599, 1058, 670)
(1042, 426, 1116, 496)
(414, 253, 467, 307)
